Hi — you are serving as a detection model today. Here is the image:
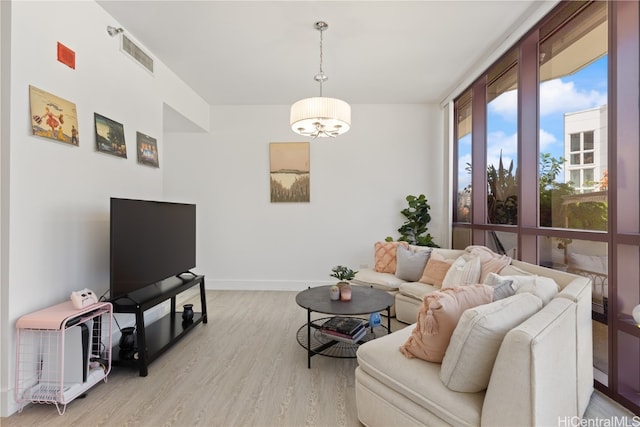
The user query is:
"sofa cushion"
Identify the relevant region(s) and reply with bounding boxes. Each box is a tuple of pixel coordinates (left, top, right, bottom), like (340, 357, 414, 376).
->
(357, 326, 485, 426)
(398, 282, 439, 300)
(419, 253, 455, 287)
(440, 293, 543, 392)
(353, 268, 406, 291)
(486, 272, 559, 305)
(396, 246, 432, 282)
(441, 255, 482, 288)
(399, 285, 494, 363)
(374, 241, 409, 273)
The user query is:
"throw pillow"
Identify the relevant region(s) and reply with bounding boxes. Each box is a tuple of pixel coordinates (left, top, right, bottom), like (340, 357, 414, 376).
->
(439, 293, 542, 392)
(374, 241, 409, 274)
(399, 284, 494, 363)
(419, 253, 455, 287)
(482, 273, 516, 301)
(491, 280, 516, 301)
(395, 246, 432, 282)
(465, 245, 512, 282)
(514, 275, 559, 305)
(441, 255, 482, 288)
(484, 272, 559, 305)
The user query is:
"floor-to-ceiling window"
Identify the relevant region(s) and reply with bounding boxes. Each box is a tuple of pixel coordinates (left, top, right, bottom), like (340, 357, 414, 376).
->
(486, 49, 519, 257)
(453, 89, 472, 249)
(452, 1, 640, 413)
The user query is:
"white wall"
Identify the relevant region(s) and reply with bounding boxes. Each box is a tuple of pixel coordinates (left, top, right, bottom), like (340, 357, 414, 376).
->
(1, 1, 207, 416)
(1, 0, 447, 418)
(163, 103, 446, 290)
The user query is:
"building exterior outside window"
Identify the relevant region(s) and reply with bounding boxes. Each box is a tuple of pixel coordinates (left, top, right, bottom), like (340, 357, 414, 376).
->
(565, 105, 608, 193)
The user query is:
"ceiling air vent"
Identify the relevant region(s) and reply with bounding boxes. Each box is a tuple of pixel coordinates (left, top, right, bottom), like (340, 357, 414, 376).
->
(121, 34, 154, 74)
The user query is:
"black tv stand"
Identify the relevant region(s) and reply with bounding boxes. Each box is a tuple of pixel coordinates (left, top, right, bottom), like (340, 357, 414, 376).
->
(110, 275, 207, 376)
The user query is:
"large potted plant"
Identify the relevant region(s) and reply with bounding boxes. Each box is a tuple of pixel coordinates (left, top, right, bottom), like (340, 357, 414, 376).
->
(386, 194, 439, 247)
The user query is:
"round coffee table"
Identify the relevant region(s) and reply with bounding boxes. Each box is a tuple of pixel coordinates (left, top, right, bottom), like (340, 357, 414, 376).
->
(296, 285, 394, 368)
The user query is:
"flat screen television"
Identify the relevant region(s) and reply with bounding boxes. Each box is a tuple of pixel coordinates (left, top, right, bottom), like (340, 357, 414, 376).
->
(110, 198, 196, 300)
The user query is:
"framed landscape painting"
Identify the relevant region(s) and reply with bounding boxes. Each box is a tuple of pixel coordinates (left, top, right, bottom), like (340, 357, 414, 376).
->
(29, 85, 79, 146)
(269, 142, 310, 203)
(94, 113, 127, 158)
(136, 131, 159, 167)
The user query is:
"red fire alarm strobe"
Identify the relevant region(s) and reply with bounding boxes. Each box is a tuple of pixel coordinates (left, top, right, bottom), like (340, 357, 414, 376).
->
(57, 42, 75, 70)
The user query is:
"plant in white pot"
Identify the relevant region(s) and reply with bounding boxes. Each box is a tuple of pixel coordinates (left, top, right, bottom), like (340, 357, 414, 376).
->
(330, 265, 358, 301)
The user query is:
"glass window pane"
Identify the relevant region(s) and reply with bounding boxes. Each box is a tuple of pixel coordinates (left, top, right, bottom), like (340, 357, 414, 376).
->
(584, 151, 594, 164)
(570, 170, 580, 186)
(584, 168, 594, 185)
(487, 50, 518, 225)
(571, 153, 581, 164)
(485, 230, 517, 257)
(538, 236, 609, 382)
(539, 1, 608, 230)
(584, 130, 595, 149)
(455, 90, 472, 223)
(452, 226, 471, 250)
(571, 133, 581, 151)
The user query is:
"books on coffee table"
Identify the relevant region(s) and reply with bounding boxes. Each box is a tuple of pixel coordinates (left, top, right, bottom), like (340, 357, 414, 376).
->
(321, 317, 366, 343)
(322, 316, 364, 334)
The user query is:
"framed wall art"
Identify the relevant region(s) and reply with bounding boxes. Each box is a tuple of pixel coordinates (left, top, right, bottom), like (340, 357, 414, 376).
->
(136, 131, 159, 168)
(269, 142, 310, 203)
(29, 85, 79, 146)
(94, 113, 127, 158)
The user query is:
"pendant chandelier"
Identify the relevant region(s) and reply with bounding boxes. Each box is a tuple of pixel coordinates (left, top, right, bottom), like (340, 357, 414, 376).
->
(290, 21, 351, 138)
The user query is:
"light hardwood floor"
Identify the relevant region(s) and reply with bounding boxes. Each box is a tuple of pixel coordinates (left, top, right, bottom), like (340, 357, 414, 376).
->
(3, 290, 636, 426)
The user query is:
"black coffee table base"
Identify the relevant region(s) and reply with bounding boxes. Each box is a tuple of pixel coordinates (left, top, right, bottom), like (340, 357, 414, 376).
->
(296, 285, 394, 368)
(296, 317, 389, 361)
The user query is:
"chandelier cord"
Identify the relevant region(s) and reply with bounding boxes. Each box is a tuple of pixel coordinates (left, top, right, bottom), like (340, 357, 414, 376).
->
(318, 27, 324, 97)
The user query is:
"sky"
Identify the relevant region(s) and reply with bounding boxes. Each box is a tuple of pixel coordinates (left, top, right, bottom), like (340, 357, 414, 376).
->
(458, 55, 608, 191)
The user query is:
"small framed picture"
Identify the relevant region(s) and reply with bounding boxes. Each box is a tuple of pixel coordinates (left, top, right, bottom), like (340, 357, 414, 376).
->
(136, 131, 159, 168)
(29, 85, 79, 146)
(94, 113, 127, 158)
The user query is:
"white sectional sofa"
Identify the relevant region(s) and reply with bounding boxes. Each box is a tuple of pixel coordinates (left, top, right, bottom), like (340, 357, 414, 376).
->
(353, 247, 468, 323)
(354, 248, 593, 426)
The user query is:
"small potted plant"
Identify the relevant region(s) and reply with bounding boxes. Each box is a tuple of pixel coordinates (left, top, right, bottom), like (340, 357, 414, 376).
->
(330, 265, 358, 301)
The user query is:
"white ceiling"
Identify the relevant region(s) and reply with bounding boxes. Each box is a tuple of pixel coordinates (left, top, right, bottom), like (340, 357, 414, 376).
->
(97, 1, 549, 106)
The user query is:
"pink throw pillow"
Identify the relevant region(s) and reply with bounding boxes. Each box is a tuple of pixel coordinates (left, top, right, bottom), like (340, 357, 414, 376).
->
(374, 241, 409, 273)
(399, 284, 494, 363)
(419, 252, 454, 287)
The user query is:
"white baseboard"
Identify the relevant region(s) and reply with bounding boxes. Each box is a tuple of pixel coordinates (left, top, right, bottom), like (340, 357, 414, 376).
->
(203, 279, 333, 292)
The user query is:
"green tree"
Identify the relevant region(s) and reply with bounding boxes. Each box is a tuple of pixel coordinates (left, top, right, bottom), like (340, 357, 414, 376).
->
(487, 152, 518, 225)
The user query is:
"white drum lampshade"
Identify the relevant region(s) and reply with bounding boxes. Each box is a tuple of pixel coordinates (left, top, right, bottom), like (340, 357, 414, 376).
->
(290, 97, 351, 138)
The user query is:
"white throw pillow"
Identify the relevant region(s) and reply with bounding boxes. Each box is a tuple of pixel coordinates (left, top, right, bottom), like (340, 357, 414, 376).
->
(441, 255, 482, 288)
(440, 293, 542, 392)
(514, 275, 559, 305)
(484, 272, 559, 305)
